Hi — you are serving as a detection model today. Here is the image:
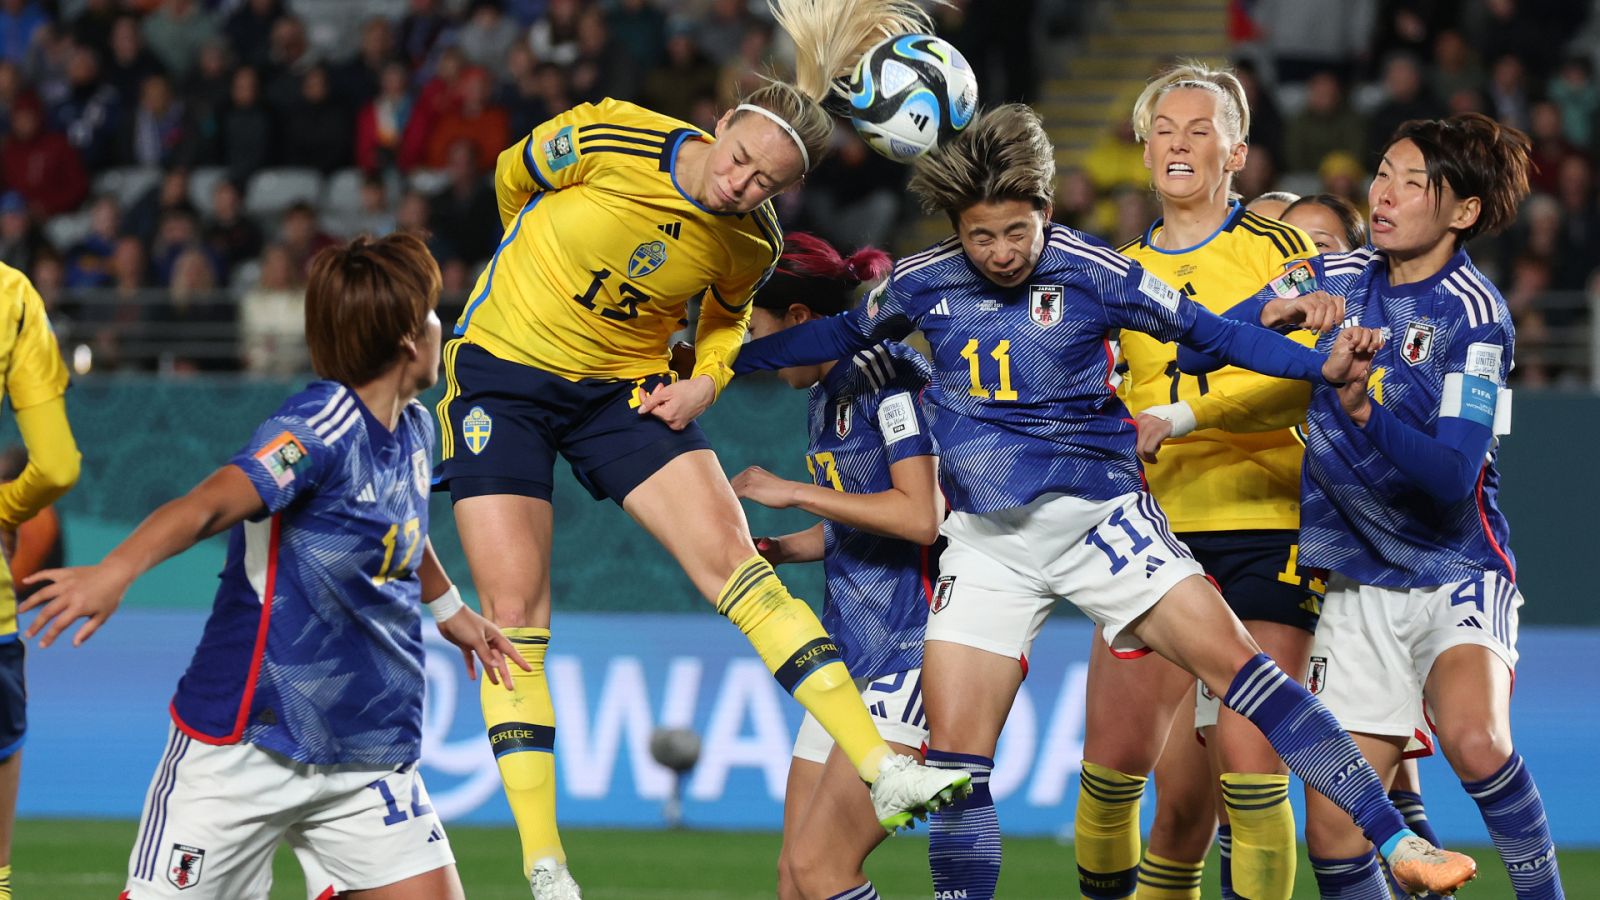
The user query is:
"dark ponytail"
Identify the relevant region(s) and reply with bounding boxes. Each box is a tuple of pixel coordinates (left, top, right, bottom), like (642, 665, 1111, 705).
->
(752, 232, 892, 316)
(1384, 113, 1532, 245)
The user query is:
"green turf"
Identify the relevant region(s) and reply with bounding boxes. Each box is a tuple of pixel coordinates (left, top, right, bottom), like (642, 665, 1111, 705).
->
(16, 819, 1596, 898)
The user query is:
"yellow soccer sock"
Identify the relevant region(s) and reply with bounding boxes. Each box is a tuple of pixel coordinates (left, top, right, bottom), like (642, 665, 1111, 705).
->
(718, 555, 889, 782)
(0, 863, 10, 899)
(1221, 772, 1296, 900)
(1076, 761, 1148, 899)
(1136, 850, 1203, 899)
(482, 626, 564, 879)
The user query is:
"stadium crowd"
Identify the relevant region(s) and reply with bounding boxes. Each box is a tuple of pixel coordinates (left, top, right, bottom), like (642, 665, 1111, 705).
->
(0, 0, 1595, 384)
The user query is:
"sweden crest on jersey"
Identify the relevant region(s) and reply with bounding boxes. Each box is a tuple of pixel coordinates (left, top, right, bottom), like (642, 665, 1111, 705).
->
(463, 406, 493, 455)
(1030, 284, 1063, 328)
(834, 397, 853, 438)
(628, 240, 668, 278)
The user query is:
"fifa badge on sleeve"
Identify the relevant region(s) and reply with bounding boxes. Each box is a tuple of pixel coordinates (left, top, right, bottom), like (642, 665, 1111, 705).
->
(1268, 260, 1319, 298)
(254, 431, 308, 488)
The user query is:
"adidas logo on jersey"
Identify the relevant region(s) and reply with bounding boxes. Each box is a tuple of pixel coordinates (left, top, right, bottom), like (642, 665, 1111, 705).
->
(357, 483, 377, 503)
(1144, 556, 1166, 577)
(928, 298, 951, 316)
(657, 221, 682, 239)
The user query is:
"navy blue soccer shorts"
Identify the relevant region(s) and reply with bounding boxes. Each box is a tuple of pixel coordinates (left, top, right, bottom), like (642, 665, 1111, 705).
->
(1182, 529, 1323, 634)
(433, 339, 711, 505)
(0, 638, 25, 761)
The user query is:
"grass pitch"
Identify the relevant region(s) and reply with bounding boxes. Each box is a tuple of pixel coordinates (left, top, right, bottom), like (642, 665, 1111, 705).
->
(17, 819, 1595, 898)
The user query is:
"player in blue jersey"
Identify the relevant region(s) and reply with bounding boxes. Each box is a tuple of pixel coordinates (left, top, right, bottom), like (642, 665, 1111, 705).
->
(1181, 113, 1565, 900)
(723, 234, 940, 900)
(22, 234, 526, 900)
(733, 104, 1477, 898)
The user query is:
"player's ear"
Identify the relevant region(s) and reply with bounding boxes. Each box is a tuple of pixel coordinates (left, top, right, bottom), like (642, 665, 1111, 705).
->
(714, 108, 736, 138)
(1226, 139, 1248, 175)
(1450, 194, 1481, 233)
(786, 303, 812, 326)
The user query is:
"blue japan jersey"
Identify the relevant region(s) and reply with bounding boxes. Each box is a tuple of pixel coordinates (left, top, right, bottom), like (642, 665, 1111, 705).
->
(806, 342, 935, 680)
(1292, 248, 1516, 587)
(846, 225, 1200, 513)
(170, 382, 436, 766)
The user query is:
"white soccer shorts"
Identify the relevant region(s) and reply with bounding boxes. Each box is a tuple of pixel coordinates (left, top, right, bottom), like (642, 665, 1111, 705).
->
(125, 725, 455, 898)
(1309, 571, 1521, 742)
(792, 667, 927, 763)
(926, 491, 1205, 660)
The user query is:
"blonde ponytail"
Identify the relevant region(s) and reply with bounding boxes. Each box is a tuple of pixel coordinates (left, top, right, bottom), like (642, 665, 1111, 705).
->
(1131, 59, 1251, 147)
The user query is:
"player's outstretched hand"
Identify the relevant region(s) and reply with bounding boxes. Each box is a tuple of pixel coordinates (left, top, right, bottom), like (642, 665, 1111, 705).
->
(434, 605, 532, 691)
(638, 374, 716, 430)
(1134, 413, 1175, 464)
(1262, 290, 1346, 333)
(731, 465, 798, 509)
(19, 561, 135, 648)
(1322, 326, 1383, 386)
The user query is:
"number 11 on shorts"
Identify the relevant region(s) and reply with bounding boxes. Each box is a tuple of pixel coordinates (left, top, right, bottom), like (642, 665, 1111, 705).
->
(1084, 508, 1153, 575)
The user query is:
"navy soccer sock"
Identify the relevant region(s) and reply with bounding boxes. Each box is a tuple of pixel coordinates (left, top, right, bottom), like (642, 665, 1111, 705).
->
(926, 749, 1001, 900)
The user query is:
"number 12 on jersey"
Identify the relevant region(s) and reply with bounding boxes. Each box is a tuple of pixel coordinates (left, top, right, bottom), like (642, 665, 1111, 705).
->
(373, 517, 421, 585)
(960, 338, 1019, 400)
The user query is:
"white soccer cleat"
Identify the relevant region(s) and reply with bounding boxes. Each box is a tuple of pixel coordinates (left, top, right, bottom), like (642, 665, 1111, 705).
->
(530, 857, 583, 900)
(1386, 834, 1477, 896)
(869, 753, 973, 833)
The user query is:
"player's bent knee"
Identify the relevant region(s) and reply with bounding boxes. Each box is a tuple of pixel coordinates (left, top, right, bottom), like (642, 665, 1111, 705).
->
(1437, 723, 1513, 782)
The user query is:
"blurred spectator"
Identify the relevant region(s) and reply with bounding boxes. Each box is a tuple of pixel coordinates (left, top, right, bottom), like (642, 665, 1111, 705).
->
(571, 8, 640, 103)
(1236, 143, 1280, 203)
(423, 66, 507, 172)
(1548, 57, 1600, 151)
(155, 244, 231, 373)
(0, 191, 44, 271)
(456, 1, 521, 72)
(55, 42, 121, 167)
(1052, 167, 1096, 232)
(83, 234, 151, 371)
(800, 131, 904, 251)
(263, 14, 313, 115)
(142, 0, 218, 80)
(70, 0, 118, 60)
(398, 0, 450, 70)
(641, 26, 715, 123)
(223, 0, 283, 71)
(1234, 59, 1285, 166)
(119, 73, 201, 168)
(1284, 70, 1366, 173)
(1468, 0, 1551, 81)
(357, 61, 423, 174)
(1318, 152, 1369, 221)
(279, 201, 335, 276)
(948, 0, 1039, 103)
(105, 14, 165, 104)
(1365, 53, 1441, 164)
(714, 20, 768, 110)
(0, 0, 45, 65)
(529, 0, 582, 68)
(431, 139, 500, 263)
(1553, 154, 1600, 290)
(150, 204, 218, 286)
(608, 0, 666, 75)
(282, 65, 352, 173)
(1504, 253, 1553, 385)
(1429, 30, 1483, 105)
(1082, 117, 1147, 200)
(240, 242, 307, 377)
(27, 245, 62, 319)
(1527, 101, 1579, 196)
(220, 65, 274, 183)
(183, 39, 232, 160)
(396, 188, 455, 263)
(337, 174, 396, 237)
(1369, 0, 1445, 66)
(1109, 186, 1159, 246)
(124, 166, 190, 245)
(1485, 54, 1531, 134)
(2, 94, 88, 216)
(0, 59, 19, 130)
(66, 194, 121, 288)
(498, 43, 551, 138)
(1445, 85, 1485, 116)
(203, 178, 263, 277)
(23, 20, 72, 109)
(695, 0, 750, 67)
(332, 17, 395, 111)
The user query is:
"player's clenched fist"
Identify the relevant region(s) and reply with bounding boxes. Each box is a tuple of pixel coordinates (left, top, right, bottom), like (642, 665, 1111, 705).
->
(1262, 289, 1346, 334)
(638, 374, 716, 430)
(1321, 326, 1383, 386)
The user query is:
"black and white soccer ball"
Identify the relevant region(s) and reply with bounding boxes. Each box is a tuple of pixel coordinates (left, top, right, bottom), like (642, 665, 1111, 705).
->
(844, 33, 979, 162)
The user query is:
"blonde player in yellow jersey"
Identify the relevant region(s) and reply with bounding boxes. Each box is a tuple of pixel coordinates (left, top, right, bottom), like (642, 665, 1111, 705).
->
(431, 2, 970, 896)
(1072, 62, 1336, 900)
(0, 261, 82, 900)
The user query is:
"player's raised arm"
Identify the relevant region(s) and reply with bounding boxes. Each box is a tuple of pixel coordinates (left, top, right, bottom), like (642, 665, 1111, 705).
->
(21, 463, 268, 647)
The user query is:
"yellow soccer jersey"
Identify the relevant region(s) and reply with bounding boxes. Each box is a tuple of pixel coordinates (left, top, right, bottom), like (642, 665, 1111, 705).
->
(1117, 204, 1316, 533)
(0, 262, 74, 637)
(457, 98, 782, 395)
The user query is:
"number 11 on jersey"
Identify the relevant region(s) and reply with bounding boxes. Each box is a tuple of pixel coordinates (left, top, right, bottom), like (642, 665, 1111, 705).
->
(960, 338, 1019, 400)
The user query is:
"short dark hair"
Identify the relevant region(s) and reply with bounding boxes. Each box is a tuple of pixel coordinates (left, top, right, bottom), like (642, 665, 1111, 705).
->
(1384, 113, 1532, 245)
(305, 233, 440, 386)
(907, 104, 1056, 224)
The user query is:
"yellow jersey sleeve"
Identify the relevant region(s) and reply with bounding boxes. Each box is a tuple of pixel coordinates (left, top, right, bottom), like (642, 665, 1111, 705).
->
(459, 98, 782, 385)
(1117, 207, 1317, 532)
(1, 264, 69, 411)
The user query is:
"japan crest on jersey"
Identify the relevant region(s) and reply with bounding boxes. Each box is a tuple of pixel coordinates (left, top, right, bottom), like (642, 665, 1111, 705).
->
(168, 843, 206, 890)
(1307, 656, 1328, 695)
(833, 397, 853, 438)
(1029, 284, 1064, 328)
(931, 575, 956, 613)
(412, 448, 430, 497)
(1401, 321, 1435, 366)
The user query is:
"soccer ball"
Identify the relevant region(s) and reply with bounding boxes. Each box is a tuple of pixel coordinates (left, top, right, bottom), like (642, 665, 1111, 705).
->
(844, 33, 978, 162)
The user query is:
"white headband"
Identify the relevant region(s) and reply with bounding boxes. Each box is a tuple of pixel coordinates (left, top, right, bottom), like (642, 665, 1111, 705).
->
(735, 103, 810, 171)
